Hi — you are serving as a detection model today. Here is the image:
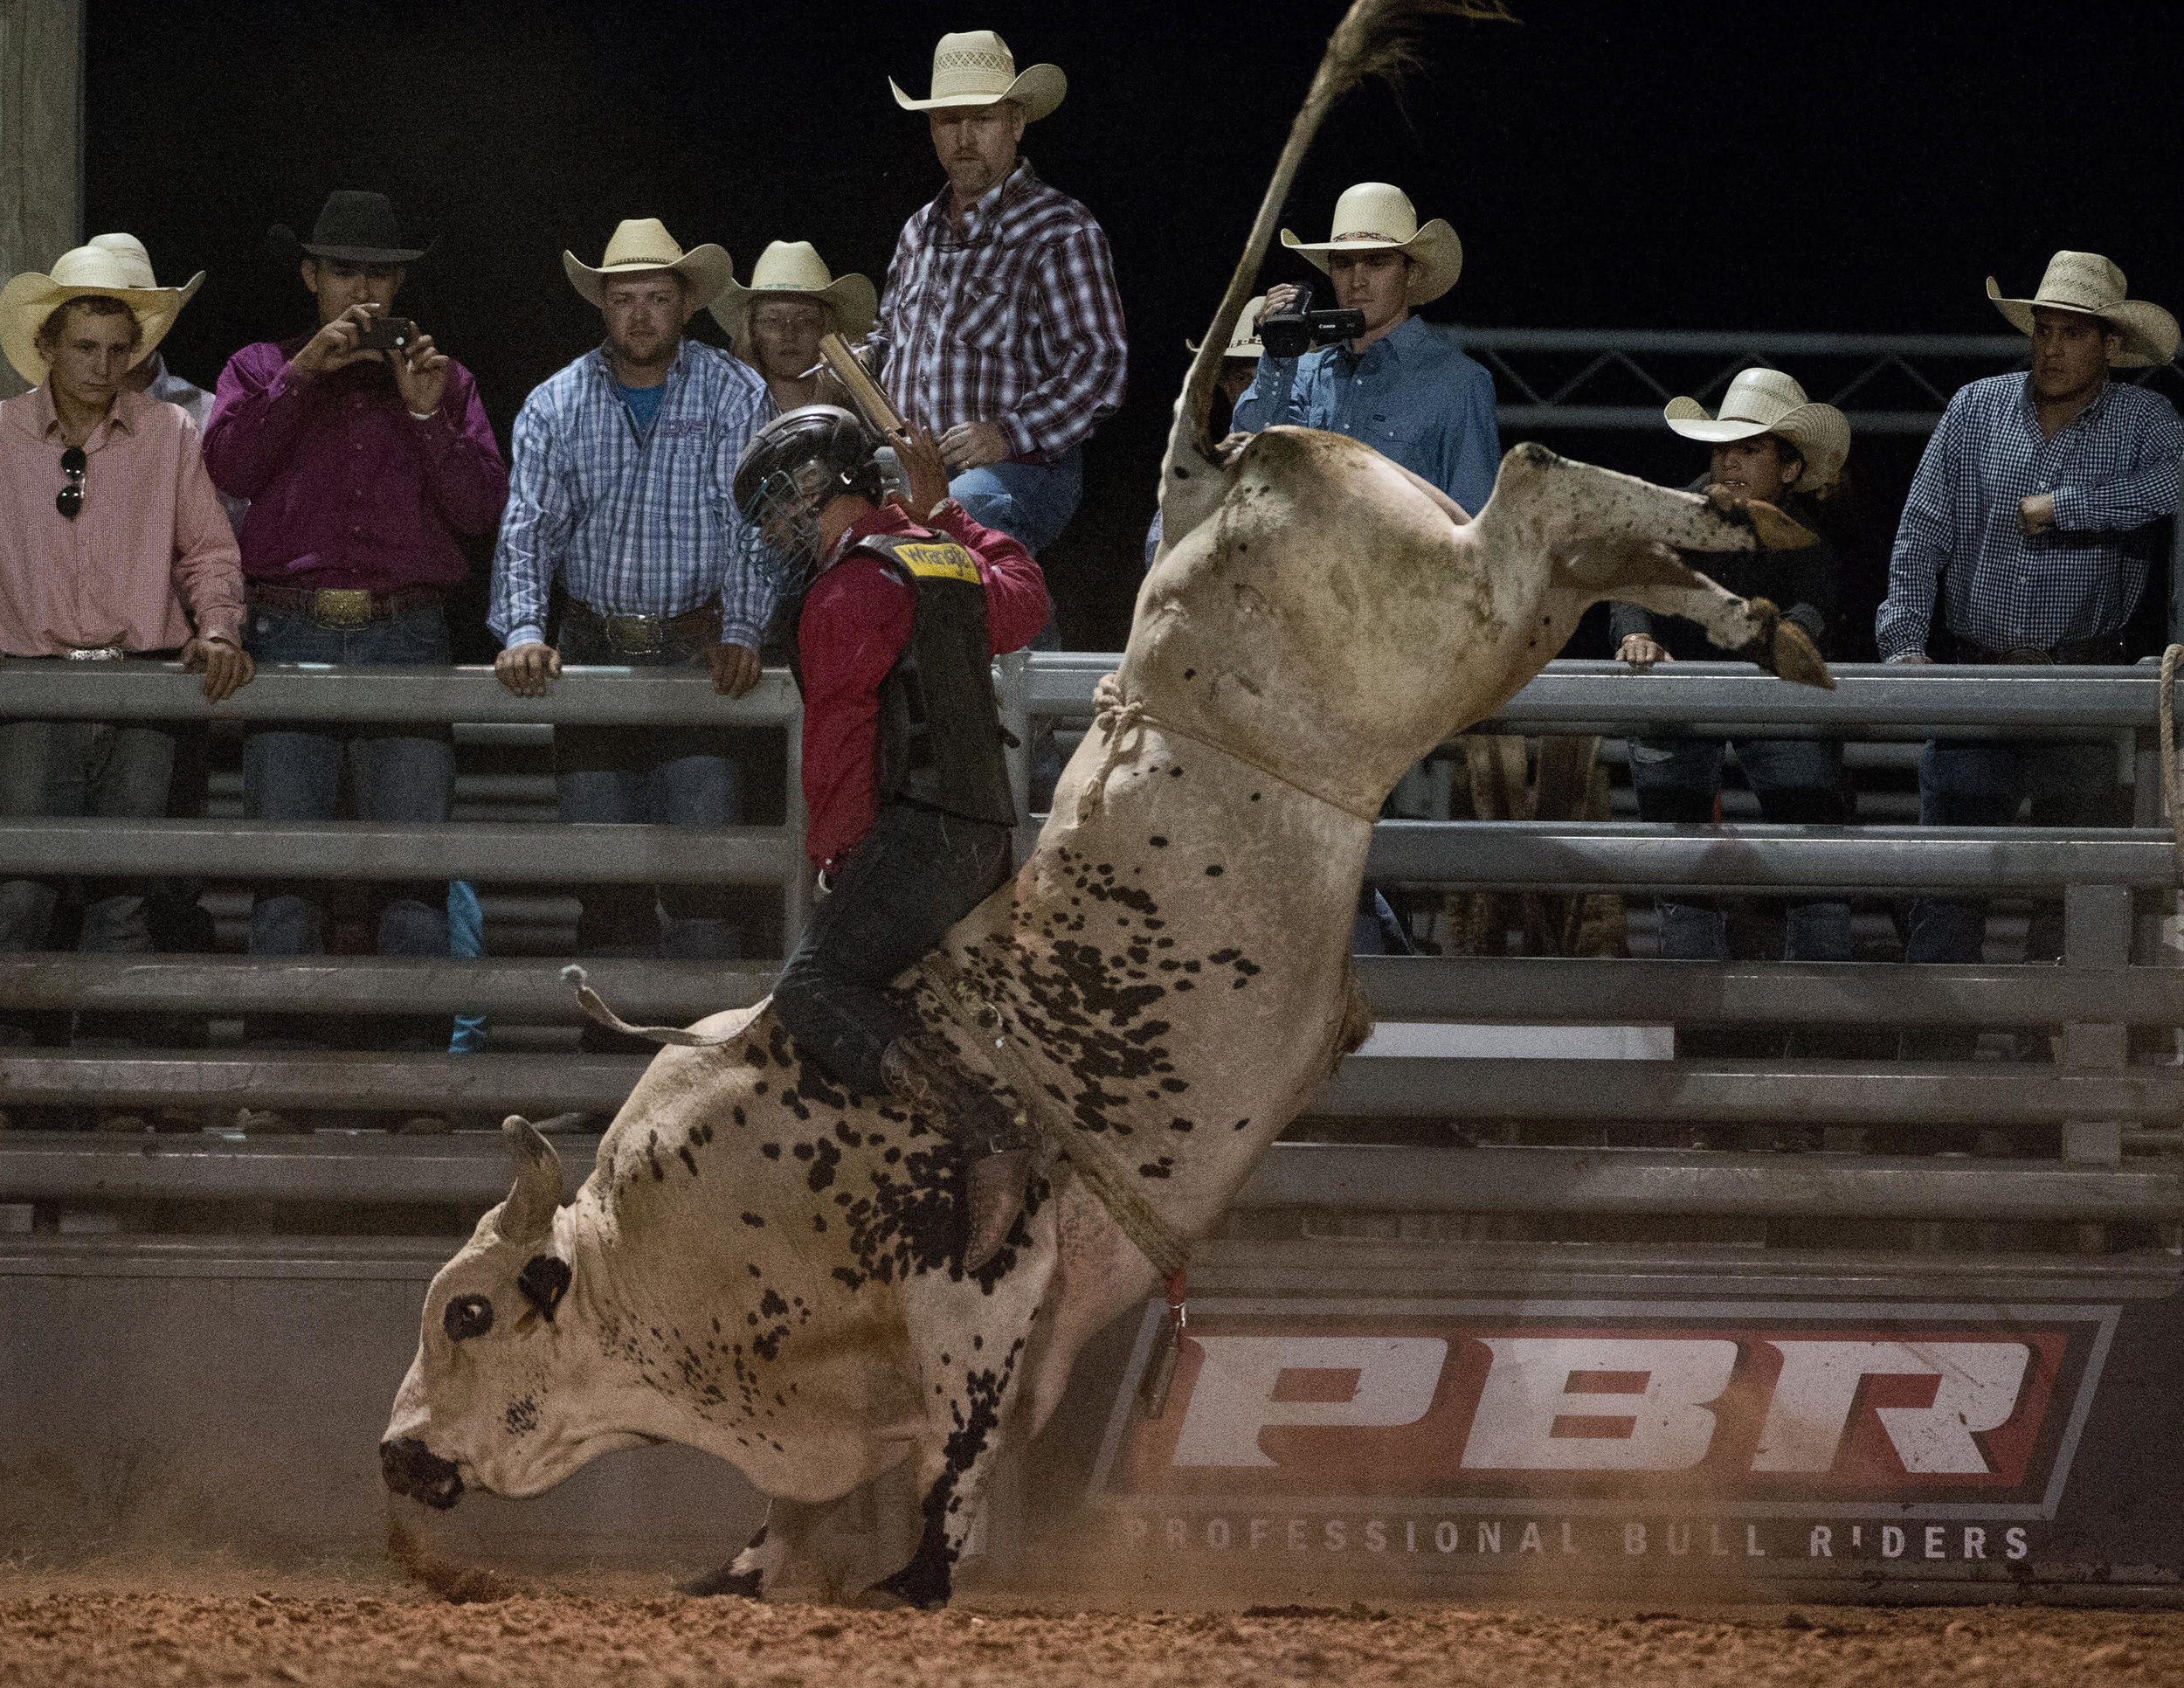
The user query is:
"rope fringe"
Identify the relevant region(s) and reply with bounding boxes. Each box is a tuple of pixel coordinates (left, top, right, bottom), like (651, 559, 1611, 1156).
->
(562, 965, 741, 1048)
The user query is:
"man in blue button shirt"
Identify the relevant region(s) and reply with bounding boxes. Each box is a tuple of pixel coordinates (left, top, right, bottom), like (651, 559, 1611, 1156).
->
(1879, 252, 2183, 968)
(1233, 182, 1500, 515)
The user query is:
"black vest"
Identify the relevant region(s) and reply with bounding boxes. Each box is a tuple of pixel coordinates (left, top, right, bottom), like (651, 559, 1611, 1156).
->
(791, 527, 1019, 829)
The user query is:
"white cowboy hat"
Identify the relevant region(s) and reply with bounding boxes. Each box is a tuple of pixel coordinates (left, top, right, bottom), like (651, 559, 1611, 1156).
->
(1281, 183, 1463, 308)
(709, 241, 878, 342)
(1664, 367, 1849, 494)
(1987, 251, 2180, 369)
(0, 243, 196, 386)
(889, 30, 1065, 122)
(563, 218, 733, 310)
(1186, 298, 1268, 358)
(86, 233, 204, 307)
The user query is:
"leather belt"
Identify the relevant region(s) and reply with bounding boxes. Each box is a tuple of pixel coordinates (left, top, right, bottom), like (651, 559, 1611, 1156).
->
(249, 584, 444, 627)
(566, 598, 721, 655)
(1953, 633, 2125, 666)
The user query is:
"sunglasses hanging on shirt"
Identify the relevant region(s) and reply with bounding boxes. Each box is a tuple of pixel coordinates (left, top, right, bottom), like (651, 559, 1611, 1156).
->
(56, 446, 85, 520)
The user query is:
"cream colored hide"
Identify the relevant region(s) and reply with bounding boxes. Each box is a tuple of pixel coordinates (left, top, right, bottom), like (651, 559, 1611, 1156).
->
(384, 425, 1819, 1607)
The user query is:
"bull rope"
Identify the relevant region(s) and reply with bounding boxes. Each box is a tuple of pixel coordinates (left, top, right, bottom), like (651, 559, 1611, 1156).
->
(1075, 671, 1383, 826)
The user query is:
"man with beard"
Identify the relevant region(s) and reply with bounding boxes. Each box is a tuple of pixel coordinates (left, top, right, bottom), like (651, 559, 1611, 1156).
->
(490, 219, 772, 991)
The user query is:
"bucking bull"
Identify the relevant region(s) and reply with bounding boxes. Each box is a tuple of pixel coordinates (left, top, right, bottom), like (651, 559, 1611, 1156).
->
(381, 0, 1832, 1607)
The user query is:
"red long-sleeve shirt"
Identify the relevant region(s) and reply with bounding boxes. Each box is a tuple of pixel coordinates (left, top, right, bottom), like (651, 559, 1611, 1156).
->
(798, 501, 1049, 869)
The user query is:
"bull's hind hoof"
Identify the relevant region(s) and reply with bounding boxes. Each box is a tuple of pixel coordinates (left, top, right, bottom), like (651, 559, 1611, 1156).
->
(677, 1560, 764, 1598)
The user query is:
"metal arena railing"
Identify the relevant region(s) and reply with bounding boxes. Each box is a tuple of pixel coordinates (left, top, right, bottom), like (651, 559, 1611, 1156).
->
(4, 654, 2184, 1235)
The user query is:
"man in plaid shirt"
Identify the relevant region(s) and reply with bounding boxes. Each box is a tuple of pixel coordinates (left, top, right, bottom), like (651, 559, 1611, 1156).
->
(869, 30, 1127, 565)
(1879, 252, 2183, 969)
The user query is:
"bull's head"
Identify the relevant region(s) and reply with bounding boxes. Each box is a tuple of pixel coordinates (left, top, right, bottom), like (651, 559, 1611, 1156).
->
(381, 1117, 653, 1508)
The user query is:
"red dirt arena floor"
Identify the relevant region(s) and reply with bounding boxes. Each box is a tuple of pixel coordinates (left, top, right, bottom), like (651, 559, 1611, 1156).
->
(3, 1558, 2183, 1688)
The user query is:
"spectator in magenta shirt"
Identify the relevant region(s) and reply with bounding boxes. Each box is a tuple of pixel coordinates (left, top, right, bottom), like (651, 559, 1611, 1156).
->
(203, 191, 508, 1131)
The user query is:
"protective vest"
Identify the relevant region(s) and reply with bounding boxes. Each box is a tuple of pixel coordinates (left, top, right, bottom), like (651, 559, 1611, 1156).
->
(791, 527, 1019, 829)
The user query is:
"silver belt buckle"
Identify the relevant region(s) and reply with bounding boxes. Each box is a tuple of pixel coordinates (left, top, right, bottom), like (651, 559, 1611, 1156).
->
(66, 645, 124, 662)
(604, 613, 666, 655)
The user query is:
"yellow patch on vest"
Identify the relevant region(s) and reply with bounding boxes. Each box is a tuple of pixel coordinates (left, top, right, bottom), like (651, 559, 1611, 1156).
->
(888, 542, 982, 584)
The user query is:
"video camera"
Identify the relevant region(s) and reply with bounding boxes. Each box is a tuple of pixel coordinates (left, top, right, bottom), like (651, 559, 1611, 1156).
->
(1256, 287, 1367, 359)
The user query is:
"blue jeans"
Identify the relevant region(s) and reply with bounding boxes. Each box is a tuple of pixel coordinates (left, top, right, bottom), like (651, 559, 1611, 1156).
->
(773, 803, 1013, 1095)
(553, 616, 746, 960)
(1629, 735, 1851, 962)
(955, 450, 1082, 810)
(950, 448, 1083, 558)
(1906, 739, 2118, 965)
(0, 708, 176, 956)
(242, 601, 455, 960)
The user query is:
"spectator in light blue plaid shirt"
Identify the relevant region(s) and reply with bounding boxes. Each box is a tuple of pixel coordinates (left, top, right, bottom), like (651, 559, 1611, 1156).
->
(488, 219, 775, 983)
(1878, 252, 2184, 969)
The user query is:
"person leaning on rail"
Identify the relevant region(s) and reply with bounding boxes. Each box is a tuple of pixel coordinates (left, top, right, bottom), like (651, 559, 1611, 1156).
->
(1610, 369, 1855, 974)
(487, 219, 774, 1013)
(201, 190, 508, 1133)
(1877, 253, 2184, 980)
(0, 245, 252, 1129)
(1142, 301, 1268, 572)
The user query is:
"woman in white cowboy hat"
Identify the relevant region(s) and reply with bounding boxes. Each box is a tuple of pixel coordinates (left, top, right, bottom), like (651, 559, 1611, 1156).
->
(710, 241, 876, 414)
(1234, 182, 1499, 519)
(1611, 368, 1856, 974)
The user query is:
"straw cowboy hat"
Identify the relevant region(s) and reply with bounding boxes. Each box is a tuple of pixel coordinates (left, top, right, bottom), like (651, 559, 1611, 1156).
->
(1186, 298, 1268, 358)
(1281, 183, 1462, 308)
(1664, 368, 1849, 494)
(889, 30, 1065, 122)
(710, 241, 878, 342)
(564, 218, 734, 310)
(266, 190, 434, 266)
(0, 242, 197, 386)
(1987, 251, 2180, 369)
(86, 233, 204, 306)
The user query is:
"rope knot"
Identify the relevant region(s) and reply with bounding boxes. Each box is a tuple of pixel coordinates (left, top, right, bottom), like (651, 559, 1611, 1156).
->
(1076, 672, 1151, 822)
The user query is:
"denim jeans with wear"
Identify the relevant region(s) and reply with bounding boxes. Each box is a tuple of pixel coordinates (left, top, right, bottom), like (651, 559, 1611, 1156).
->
(554, 616, 746, 960)
(243, 601, 455, 962)
(0, 702, 176, 958)
(1906, 738, 2118, 965)
(953, 447, 1082, 810)
(772, 803, 1013, 1097)
(1629, 735, 1851, 962)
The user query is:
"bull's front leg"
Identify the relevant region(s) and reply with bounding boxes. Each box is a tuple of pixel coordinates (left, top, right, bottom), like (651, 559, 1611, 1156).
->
(874, 1231, 1058, 1607)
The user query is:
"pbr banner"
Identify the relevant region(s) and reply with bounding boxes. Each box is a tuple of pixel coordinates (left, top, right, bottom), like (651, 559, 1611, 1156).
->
(1082, 1289, 2184, 1595)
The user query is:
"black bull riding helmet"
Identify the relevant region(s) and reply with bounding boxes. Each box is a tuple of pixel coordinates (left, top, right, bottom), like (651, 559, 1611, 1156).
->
(733, 404, 888, 595)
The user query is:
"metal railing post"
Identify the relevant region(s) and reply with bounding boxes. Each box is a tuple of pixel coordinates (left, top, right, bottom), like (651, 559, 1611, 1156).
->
(994, 651, 1032, 820)
(2061, 881, 2132, 1167)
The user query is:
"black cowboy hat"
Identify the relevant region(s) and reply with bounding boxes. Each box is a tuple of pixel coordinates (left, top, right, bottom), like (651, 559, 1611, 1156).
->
(266, 190, 436, 266)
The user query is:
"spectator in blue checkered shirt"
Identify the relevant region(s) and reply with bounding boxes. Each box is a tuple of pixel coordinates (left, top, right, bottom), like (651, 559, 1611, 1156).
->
(1878, 253, 2184, 966)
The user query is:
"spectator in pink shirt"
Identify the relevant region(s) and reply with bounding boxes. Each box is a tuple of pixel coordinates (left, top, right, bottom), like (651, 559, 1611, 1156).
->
(0, 245, 251, 1107)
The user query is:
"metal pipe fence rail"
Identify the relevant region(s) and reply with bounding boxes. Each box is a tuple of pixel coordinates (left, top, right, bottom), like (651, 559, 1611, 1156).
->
(0, 658, 2181, 1228)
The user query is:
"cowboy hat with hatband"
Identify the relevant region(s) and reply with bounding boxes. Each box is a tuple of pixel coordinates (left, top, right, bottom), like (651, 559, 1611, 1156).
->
(889, 30, 1065, 122)
(0, 243, 197, 386)
(1987, 251, 2180, 370)
(86, 233, 204, 307)
(1664, 367, 1849, 495)
(1281, 183, 1462, 308)
(710, 241, 878, 343)
(266, 190, 434, 266)
(1186, 298, 1268, 357)
(563, 218, 734, 311)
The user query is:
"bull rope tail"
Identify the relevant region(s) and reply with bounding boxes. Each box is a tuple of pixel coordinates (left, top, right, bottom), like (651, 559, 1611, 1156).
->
(1075, 672, 1149, 822)
(562, 965, 742, 1048)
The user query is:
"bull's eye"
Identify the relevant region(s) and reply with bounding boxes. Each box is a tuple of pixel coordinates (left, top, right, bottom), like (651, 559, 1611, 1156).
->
(442, 1295, 494, 1342)
(518, 1255, 572, 1322)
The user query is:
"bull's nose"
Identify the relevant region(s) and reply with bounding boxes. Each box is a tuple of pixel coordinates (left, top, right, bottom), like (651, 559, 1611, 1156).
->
(380, 1437, 464, 1510)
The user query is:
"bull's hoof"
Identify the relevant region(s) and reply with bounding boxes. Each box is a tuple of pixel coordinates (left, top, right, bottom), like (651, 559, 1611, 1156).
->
(873, 1554, 952, 1611)
(677, 1560, 764, 1599)
(1770, 618, 1835, 690)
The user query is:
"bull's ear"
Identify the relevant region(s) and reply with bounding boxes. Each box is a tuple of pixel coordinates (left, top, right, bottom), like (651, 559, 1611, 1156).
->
(495, 1114, 563, 1245)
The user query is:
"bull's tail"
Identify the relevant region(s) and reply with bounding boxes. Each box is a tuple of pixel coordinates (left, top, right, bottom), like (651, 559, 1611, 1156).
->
(1154, 0, 1515, 562)
(562, 964, 741, 1048)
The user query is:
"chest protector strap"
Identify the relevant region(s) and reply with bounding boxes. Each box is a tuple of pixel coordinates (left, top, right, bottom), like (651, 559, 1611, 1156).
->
(848, 530, 1019, 828)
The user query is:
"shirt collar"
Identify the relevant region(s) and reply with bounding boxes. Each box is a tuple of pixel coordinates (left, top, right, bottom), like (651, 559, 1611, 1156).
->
(591, 340, 690, 397)
(935, 157, 1037, 245)
(31, 384, 139, 443)
(2017, 370, 2115, 433)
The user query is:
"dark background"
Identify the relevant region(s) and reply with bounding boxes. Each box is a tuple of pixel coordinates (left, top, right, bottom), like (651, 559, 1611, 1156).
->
(83, 0, 2184, 663)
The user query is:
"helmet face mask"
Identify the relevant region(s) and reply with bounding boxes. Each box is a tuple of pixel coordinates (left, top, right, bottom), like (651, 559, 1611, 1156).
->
(735, 405, 886, 598)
